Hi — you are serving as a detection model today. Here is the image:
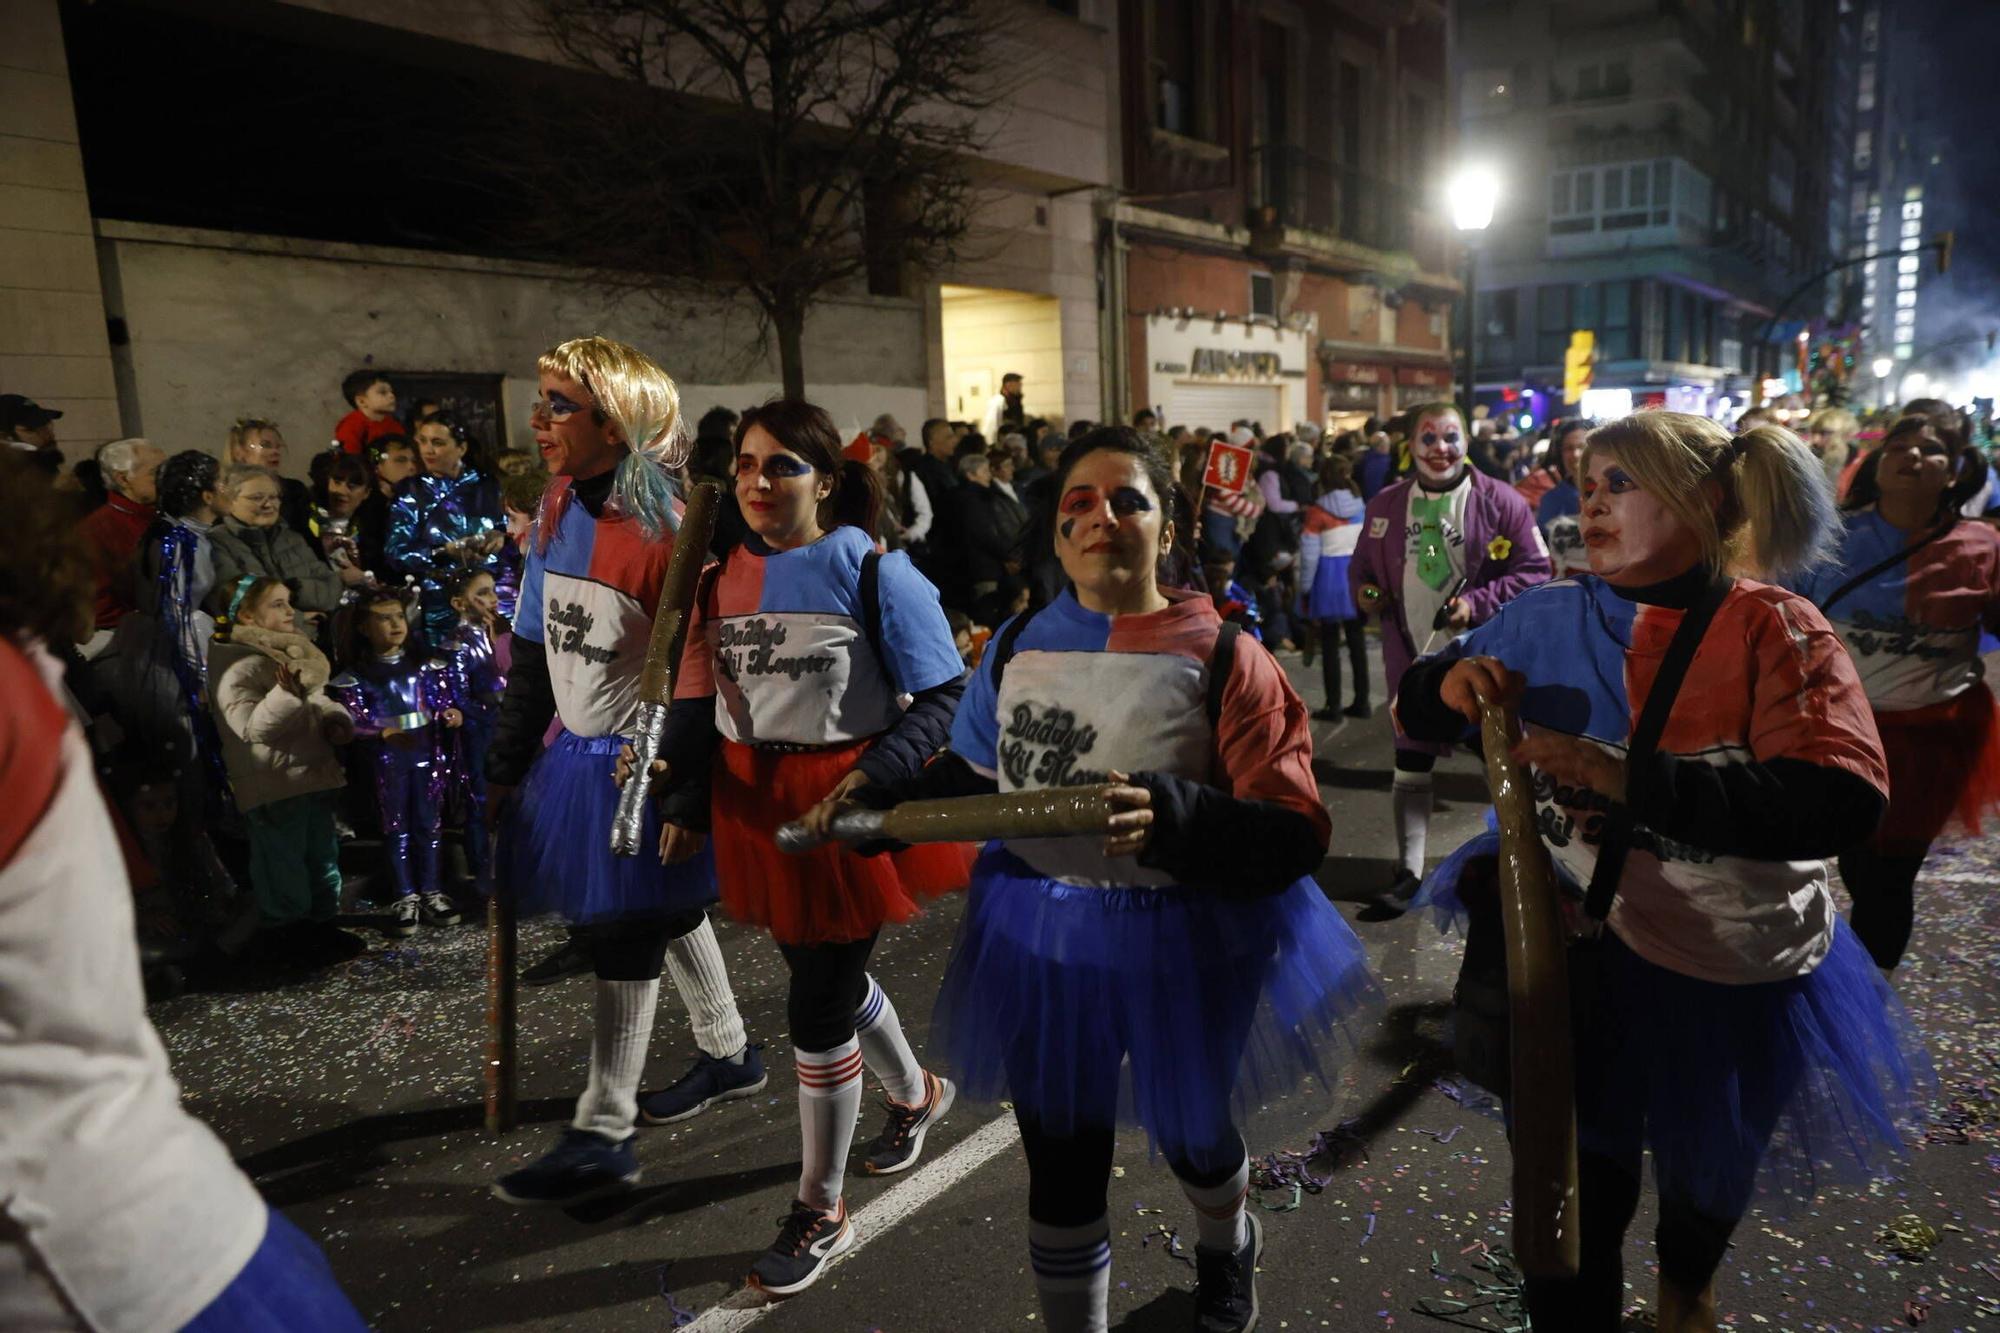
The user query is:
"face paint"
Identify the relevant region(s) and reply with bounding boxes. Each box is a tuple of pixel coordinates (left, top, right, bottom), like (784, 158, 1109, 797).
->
(1578, 452, 1704, 586)
(1414, 414, 1467, 482)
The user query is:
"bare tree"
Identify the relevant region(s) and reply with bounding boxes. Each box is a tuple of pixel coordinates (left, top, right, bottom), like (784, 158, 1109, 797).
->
(508, 0, 1010, 398)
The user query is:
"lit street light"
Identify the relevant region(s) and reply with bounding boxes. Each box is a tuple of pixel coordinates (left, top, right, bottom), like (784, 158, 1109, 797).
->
(1873, 357, 1895, 411)
(1451, 165, 1500, 422)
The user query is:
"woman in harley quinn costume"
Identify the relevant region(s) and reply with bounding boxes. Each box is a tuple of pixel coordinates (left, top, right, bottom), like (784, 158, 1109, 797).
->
(832, 426, 1377, 1333)
(486, 338, 760, 1209)
(1398, 412, 1930, 1333)
(653, 399, 970, 1298)
(1791, 412, 2000, 972)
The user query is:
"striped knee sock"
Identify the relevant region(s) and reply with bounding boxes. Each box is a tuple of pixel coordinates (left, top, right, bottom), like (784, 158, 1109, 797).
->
(854, 973, 926, 1105)
(795, 1037, 864, 1211)
(1177, 1151, 1251, 1253)
(1028, 1216, 1112, 1333)
(663, 915, 749, 1060)
(572, 978, 659, 1142)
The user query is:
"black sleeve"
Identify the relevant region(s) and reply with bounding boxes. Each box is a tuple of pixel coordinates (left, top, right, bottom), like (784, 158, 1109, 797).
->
(1395, 654, 1473, 743)
(853, 749, 998, 807)
(854, 677, 966, 788)
(1129, 769, 1327, 898)
(1625, 752, 1886, 860)
(657, 695, 721, 832)
(484, 636, 554, 786)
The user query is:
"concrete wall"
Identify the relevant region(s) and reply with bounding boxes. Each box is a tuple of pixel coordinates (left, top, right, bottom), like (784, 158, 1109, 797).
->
(0, 0, 119, 461)
(95, 221, 927, 478)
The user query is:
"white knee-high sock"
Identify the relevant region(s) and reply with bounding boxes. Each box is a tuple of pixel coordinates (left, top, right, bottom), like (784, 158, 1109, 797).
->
(1177, 1152, 1251, 1252)
(1028, 1216, 1112, 1333)
(1392, 769, 1434, 879)
(572, 978, 659, 1142)
(854, 973, 926, 1105)
(663, 915, 748, 1060)
(795, 1037, 864, 1211)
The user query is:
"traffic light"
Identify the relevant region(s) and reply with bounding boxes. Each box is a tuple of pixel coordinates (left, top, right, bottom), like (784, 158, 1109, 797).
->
(1936, 230, 1955, 275)
(1564, 330, 1596, 405)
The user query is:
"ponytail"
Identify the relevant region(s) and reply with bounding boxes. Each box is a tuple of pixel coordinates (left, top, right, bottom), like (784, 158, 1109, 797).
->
(1726, 424, 1840, 581)
(825, 458, 884, 538)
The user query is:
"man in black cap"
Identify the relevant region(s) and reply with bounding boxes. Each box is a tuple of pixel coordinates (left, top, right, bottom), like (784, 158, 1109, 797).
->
(1, 394, 63, 476)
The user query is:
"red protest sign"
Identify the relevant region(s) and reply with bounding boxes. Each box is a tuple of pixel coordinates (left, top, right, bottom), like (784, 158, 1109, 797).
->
(1203, 441, 1254, 494)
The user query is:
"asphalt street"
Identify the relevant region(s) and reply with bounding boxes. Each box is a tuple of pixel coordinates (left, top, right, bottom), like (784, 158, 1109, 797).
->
(149, 645, 2000, 1332)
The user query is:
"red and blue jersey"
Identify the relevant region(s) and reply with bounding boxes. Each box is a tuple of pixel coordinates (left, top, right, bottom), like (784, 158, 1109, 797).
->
(676, 526, 961, 746)
(1790, 512, 2000, 712)
(1429, 576, 1886, 983)
(951, 587, 1328, 888)
(514, 477, 677, 740)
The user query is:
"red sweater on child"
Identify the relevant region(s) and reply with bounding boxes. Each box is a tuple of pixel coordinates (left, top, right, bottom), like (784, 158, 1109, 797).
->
(332, 409, 405, 456)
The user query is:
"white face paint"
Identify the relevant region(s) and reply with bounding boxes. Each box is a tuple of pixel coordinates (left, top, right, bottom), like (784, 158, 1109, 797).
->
(1578, 449, 1706, 586)
(1413, 412, 1467, 483)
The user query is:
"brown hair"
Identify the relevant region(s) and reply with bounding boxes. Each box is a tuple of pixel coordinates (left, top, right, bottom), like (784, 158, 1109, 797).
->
(0, 454, 95, 646)
(733, 398, 883, 538)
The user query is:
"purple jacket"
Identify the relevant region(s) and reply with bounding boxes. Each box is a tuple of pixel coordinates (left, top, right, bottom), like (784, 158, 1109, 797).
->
(1349, 469, 1550, 747)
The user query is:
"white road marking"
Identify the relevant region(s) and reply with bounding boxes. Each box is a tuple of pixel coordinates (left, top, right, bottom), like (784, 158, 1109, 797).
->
(684, 1112, 1023, 1330)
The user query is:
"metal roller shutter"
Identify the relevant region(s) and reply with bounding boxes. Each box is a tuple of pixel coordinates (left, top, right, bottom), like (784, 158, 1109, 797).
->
(1156, 382, 1285, 436)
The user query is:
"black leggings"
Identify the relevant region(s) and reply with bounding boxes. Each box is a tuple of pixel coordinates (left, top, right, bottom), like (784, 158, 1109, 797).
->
(1838, 845, 1926, 969)
(583, 908, 709, 981)
(1316, 618, 1368, 709)
(778, 933, 880, 1053)
(1015, 1110, 1247, 1228)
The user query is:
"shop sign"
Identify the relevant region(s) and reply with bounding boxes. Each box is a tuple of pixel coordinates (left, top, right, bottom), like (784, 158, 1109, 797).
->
(1395, 365, 1453, 388)
(1326, 361, 1386, 384)
(1191, 348, 1283, 379)
(1203, 441, 1255, 494)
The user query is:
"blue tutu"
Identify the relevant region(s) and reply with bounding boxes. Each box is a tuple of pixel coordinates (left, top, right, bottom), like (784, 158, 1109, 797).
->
(1414, 830, 1932, 1217)
(932, 846, 1379, 1158)
(500, 730, 717, 923)
(1304, 553, 1358, 622)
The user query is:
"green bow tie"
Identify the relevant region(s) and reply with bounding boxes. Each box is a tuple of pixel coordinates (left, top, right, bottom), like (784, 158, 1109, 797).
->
(1410, 493, 1454, 591)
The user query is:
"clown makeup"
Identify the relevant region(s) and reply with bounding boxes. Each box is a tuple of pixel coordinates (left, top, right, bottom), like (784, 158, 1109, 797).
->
(531, 373, 621, 480)
(734, 424, 828, 551)
(1579, 450, 1705, 587)
(1413, 412, 1468, 483)
(1053, 450, 1171, 616)
(452, 571, 499, 625)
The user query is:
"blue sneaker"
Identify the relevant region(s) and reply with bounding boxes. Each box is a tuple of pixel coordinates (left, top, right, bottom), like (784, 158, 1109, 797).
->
(491, 1129, 639, 1207)
(638, 1044, 769, 1125)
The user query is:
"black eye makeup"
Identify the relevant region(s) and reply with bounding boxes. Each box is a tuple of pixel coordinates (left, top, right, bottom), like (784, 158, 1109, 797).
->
(1109, 486, 1154, 516)
(735, 452, 814, 479)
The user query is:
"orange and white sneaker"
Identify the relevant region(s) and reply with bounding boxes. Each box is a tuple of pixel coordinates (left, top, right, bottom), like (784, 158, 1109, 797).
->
(749, 1198, 855, 1296)
(861, 1070, 956, 1175)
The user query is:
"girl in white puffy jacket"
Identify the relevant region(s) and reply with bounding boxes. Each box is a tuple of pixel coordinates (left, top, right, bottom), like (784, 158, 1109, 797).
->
(209, 576, 363, 965)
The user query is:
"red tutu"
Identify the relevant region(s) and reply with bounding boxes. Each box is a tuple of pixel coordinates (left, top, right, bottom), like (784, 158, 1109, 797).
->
(1873, 682, 2000, 854)
(711, 740, 972, 945)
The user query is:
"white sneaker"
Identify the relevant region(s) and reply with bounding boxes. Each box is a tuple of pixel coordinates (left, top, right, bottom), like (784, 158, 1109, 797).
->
(386, 894, 421, 938)
(418, 890, 462, 927)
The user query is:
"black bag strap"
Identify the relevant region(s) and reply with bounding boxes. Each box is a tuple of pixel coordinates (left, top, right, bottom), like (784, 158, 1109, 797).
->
(1582, 576, 1734, 922)
(859, 551, 888, 681)
(1205, 621, 1241, 727)
(986, 604, 1040, 692)
(1815, 520, 1955, 617)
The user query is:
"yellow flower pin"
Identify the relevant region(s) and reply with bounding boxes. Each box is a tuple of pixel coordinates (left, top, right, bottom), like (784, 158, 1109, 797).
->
(1487, 535, 1513, 561)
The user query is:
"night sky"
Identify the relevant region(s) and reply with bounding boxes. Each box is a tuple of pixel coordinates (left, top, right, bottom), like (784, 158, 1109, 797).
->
(1906, 0, 2000, 317)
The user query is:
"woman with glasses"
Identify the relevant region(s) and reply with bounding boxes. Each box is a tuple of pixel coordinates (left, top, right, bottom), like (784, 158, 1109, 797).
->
(207, 465, 342, 622)
(225, 418, 314, 540)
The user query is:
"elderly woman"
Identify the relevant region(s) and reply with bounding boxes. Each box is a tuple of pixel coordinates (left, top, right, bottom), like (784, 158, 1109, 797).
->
(384, 411, 503, 642)
(225, 417, 313, 539)
(207, 464, 342, 620)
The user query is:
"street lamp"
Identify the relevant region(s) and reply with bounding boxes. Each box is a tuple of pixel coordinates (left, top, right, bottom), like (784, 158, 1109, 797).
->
(1873, 357, 1894, 411)
(1450, 165, 1500, 422)
(1903, 371, 1928, 406)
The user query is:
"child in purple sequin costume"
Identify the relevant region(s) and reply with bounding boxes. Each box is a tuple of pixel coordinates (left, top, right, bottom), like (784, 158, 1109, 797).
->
(328, 590, 466, 936)
(444, 568, 509, 898)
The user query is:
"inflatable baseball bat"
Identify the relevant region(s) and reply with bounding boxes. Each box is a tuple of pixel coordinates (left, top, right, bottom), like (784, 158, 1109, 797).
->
(776, 785, 1120, 854)
(610, 481, 721, 857)
(1478, 696, 1580, 1279)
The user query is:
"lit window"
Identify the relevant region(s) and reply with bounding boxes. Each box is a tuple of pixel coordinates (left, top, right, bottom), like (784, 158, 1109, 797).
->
(1905, 185, 1923, 201)
(1902, 201, 1924, 221)
(1895, 343, 1913, 358)
(1898, 255, 1920, 273)
(1902, 234, 1921, 251)
(1897, 276, 1917, 294)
